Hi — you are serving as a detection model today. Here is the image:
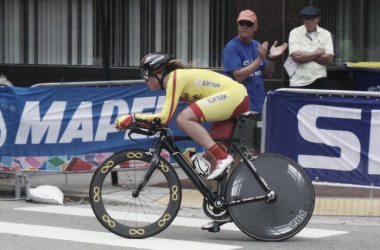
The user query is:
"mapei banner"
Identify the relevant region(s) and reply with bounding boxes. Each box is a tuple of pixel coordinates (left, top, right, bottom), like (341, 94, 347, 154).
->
(0, 86, 204, 170)
(266, 90, 380, 186)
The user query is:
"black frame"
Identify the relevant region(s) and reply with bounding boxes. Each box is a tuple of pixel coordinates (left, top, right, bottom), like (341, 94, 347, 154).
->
(132, 125, 273, 208)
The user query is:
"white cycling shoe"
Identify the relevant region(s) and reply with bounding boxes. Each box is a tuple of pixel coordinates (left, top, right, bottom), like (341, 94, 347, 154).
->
(201, 216, 233, 232)
(207, 155, 233, 180)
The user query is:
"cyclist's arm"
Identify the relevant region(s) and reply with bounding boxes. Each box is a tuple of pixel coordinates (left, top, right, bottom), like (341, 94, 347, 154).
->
(135, 71, 182, 126)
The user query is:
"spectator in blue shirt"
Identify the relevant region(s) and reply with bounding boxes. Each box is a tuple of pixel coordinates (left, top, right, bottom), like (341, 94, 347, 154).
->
(222, 9, 287, 153)
(223, 9, 287, 113)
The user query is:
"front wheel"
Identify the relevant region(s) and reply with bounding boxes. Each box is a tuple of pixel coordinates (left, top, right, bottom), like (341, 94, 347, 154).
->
(89, 149, 182, 239)
(226, 153, 315, 241)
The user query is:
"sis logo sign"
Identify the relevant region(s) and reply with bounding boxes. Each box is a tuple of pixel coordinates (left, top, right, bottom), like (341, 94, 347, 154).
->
(266, 91, 380, 186)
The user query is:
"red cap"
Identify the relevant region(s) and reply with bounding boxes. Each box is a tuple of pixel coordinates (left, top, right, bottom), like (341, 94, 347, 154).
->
(237, 10, 257, 23)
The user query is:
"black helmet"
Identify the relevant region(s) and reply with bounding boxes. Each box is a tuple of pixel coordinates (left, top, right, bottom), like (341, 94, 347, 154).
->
(140, 52, 174, 90)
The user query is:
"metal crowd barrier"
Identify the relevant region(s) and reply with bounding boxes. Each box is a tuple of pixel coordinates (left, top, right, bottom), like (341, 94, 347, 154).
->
(31, 79, 145, 87)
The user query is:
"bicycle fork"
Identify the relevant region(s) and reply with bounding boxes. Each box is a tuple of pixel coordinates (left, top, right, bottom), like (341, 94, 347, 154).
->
(132, 148, 161, 198)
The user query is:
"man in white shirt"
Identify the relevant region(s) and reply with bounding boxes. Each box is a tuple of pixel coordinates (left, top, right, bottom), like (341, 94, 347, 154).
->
(288, 6, 334, 88)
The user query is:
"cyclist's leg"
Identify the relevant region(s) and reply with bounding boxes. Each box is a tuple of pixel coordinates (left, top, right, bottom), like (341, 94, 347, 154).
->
(176, 107, 217, 150)
(183, 88, 249, 180)
(176, 107, 233, 180)
(196, 120, 246, 229)
(205, 118, 236, 167)
(206, 119, 235, 171)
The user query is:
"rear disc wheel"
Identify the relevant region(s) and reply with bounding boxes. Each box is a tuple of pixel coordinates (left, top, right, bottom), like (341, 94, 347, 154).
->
(227, 153, 315, 241)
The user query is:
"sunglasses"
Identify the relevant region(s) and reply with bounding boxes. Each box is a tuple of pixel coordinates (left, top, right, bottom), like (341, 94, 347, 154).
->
(140, 68, 153, 81)
(238, 20, 255, 27)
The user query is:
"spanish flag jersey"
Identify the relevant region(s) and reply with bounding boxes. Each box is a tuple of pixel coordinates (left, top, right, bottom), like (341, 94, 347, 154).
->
(135, 69, 249, 125)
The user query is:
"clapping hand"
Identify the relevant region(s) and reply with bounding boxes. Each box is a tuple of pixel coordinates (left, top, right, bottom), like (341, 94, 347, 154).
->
(258, 42, 269, 60)
(269, 41, 288, 58)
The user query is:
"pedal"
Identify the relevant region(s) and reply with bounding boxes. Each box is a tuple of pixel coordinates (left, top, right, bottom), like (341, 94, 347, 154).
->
(206, 219, 233, 233)
(213, 168, 230, 181)
(207, 221, 221, 233)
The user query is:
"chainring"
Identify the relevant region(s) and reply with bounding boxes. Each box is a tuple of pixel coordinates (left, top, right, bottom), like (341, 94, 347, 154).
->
(202, 198, 229, 220)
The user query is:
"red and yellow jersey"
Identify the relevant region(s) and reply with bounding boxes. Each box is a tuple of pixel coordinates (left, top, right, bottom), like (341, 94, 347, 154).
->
(135, 69, 249, 125)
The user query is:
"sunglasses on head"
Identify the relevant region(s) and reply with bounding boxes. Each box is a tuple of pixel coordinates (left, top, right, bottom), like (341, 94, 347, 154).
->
(238, 20, 255, 27)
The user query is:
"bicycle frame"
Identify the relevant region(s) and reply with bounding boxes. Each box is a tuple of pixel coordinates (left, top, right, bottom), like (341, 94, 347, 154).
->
(133, 128, 275, 209)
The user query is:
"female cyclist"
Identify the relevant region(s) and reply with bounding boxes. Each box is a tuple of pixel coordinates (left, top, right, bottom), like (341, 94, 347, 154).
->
(115, 52, 249, 180)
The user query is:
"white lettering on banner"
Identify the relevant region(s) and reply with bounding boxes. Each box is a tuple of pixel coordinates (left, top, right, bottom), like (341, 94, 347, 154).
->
(368, 110, 380, 175)
(0, 110, 6, 147)
(16, 101, 67, 144)
(14, 96, 165, 145)
(131, 97, 156, 114)
(59, 102, 94, 143)
(297, 105, 361, 171)
(95, 100, 129, 141)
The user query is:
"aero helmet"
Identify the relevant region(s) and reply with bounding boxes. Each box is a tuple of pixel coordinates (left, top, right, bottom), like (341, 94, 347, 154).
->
(140, 52, 174, 90)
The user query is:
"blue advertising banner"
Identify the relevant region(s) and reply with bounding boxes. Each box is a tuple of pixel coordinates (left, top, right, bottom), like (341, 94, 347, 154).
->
(0, 86, 205, 171)
(266, 90, 380, 186)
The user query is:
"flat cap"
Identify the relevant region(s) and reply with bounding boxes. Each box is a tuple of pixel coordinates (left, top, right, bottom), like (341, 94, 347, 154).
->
(300, 6, 321, 17)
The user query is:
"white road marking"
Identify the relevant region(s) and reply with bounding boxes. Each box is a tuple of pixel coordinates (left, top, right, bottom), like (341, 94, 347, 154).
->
(0, 221, 241, 250)
(16, 206, 348, 238)
(296, 228, 348, 238)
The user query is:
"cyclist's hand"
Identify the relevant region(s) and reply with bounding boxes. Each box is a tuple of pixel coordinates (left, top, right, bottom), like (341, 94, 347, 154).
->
(115, 115, 134, 131)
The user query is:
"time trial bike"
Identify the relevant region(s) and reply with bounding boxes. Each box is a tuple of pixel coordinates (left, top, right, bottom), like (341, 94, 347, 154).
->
(89, 112, 315, 241)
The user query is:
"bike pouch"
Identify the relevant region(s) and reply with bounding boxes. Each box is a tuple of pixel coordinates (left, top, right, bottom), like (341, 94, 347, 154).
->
(232, 112, 262, 150)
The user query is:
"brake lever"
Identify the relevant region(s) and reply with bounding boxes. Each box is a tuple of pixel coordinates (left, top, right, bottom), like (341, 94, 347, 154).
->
(127, 125, 140, 143)
(128, 131, 140, 143)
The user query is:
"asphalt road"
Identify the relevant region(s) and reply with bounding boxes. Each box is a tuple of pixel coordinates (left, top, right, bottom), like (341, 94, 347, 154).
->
(1, 199, 379, 250)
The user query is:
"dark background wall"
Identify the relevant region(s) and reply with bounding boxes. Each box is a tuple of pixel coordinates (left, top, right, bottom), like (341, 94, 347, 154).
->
(228, 0, 352, 91)
(1, 0, 352, 89)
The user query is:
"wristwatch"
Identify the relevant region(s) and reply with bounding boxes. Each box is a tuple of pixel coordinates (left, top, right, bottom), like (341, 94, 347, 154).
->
(267, 55, 275, 61)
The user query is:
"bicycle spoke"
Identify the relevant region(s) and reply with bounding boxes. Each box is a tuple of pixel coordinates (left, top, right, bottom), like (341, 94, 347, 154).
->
(90, 149, 182, 239)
